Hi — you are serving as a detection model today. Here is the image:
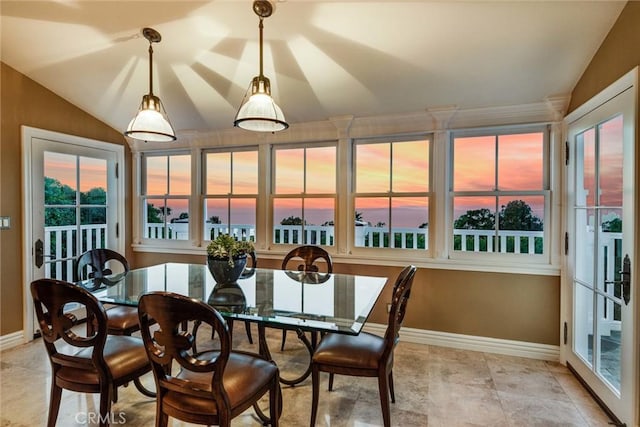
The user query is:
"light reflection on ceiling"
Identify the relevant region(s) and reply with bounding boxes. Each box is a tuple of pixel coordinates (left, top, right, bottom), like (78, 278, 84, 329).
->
(0, 1, 627, 136)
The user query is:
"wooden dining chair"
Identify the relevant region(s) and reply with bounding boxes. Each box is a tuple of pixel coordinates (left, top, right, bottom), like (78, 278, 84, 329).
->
(30, 278, 152, 427)
(310, 265, 417, 427)
(137, 291, 280, 427)
(76, 248, 155, 397)
(279, 245, 333, 350)
(76, 248, 141, 336)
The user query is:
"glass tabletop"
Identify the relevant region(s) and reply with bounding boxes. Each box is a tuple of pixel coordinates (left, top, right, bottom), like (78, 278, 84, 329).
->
(79, 262, 388, 336)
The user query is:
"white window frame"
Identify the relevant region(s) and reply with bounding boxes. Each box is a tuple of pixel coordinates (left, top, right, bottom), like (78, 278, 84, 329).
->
(350, 134, 433, 258)
(271, 141, 338, 249)
(447, 124, 555, 265)
(135, 150, 194, 248)
(202, 146, 259, 244)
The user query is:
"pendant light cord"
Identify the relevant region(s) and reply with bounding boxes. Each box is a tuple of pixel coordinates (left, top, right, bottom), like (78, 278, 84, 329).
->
(258, 17, 264, 79)
(148, 43, 154, 96)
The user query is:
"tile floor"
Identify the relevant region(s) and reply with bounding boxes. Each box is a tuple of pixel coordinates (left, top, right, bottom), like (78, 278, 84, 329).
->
(0, 324, 613, 426)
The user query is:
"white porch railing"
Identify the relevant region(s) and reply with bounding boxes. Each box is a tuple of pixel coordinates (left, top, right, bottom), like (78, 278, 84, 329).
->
(601, 232, 624, 332)
(273, 225, 334, 246)
(43, 224, 107, 281)
(354, 226, 428, 249)
(45, 223, 560, 258)
(453, 229, 544, 254)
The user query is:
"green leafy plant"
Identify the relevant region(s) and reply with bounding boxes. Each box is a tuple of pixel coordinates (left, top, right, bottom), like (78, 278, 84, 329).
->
(206, 234, 255, 267)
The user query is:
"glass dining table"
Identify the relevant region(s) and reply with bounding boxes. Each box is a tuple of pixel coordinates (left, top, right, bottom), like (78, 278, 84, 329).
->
(78, 262, 388, 386)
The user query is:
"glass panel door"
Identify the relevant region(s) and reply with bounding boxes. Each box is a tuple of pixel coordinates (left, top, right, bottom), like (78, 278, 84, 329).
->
(564, 69, 636, 425)
(572, 116, 624, 391)
(23, 128, 124, 338)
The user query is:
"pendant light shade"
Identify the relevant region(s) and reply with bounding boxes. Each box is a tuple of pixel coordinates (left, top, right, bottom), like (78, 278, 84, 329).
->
(234, 1, 288, 132)
(125, 28, 176, 143)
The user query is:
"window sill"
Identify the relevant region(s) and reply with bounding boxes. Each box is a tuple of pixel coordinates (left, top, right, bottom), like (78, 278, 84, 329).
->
(132, 243, 561, 277)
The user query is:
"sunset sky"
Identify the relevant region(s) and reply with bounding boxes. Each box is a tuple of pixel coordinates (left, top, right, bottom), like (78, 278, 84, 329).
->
(45, 118, 624, 231)
(44, 152, 107, 196)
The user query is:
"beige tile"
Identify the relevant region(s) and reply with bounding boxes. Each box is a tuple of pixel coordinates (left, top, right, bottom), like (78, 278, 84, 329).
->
(551, 372, 613, 427)
(427, 381, 507, 426)
(428, 358, 493, 388)
(0, 324, 613, 427)
(486, 353, 570, 402)
(498, 391, 593, 427)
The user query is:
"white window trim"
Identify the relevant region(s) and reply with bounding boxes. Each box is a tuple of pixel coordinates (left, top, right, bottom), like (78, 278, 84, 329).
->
(132, 149, 197, 250)
(349, 133, 433, 258)
(446, 124, 558, 267)
(130, 100, 566, 276)
(270, 141, 339, 248)
(202, 146, 260, 244)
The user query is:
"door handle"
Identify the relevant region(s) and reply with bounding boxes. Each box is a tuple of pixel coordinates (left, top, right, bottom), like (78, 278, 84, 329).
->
(34, 239, 55, 268)
(621, 254, 631, 305)
(604, 254, 631, 305)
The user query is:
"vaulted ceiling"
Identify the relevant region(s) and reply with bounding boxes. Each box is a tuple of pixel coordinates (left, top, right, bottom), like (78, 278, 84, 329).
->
(0, 1, 626, 137)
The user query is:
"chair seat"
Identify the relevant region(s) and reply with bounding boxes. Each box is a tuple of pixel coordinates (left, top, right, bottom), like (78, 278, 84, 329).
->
(165, 351, 278, 415)
(57, 335, 150, 386)
(313, 332, 385, 370)
(105, 305, 140, 332)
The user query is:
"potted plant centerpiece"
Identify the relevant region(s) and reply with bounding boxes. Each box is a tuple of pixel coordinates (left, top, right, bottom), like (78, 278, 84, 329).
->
(206, 234, 255, 313)
(206, 234, 255, 285)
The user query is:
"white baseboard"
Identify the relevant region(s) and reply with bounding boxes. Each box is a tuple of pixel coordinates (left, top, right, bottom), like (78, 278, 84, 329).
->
(0, 331, 26, 352)
(363, 324, 560, 362)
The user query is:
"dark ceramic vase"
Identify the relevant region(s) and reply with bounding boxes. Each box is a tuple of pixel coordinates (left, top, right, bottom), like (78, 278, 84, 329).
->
(206, 254, 247, 285)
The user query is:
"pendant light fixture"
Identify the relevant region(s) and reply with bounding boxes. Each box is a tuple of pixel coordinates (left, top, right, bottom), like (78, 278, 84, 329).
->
(124, 27, 176, 142)
(233, 0, 288, 132)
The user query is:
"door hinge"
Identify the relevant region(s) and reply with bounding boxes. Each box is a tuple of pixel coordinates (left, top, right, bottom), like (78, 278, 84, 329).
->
(564, 232, 569, 255)
(563, 321, 568, 345)
(565, 141, 569, 165)
(116, 222, 119, 239)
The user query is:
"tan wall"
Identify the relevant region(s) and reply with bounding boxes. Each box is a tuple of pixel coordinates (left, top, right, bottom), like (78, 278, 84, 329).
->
(0, 62, 130, 335)
(135, 252, 560, 345)
(568, 1, 640, 114)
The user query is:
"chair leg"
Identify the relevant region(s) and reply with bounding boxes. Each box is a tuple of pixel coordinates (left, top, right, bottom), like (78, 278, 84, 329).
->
(388, 370, 395, 403)
(280, 329, 287, 351)
(155, 400, 168, 427)
(270, 377, 281, 427)
(99, 384, 113, 427)
(310, 366, 320, 426)
(377, 371, 392, 427)
(244, 321, 253, 344)
(47, 380, 63, 427)
(328, 373, 334, 391)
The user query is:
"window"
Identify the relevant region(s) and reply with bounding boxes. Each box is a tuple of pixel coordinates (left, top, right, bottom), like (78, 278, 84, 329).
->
(353, 137, 430, 250)
(451, 128, 548, 255)
(133, 111, 558, 274)
(272, 144, 336, 246)
(141, 153, 191, 241)
(204, 149, 258, 242)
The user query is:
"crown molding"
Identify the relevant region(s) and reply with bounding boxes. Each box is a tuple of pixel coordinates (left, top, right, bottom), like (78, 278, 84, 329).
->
(129, 98, 571, 152)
